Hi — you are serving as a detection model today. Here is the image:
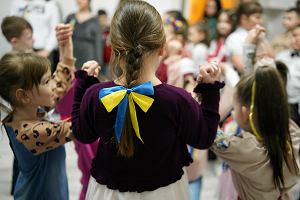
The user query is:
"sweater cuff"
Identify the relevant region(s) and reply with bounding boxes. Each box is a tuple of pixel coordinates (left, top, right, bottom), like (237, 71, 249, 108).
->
(75, 70, 100, 85)
(193, 81, 225, 93)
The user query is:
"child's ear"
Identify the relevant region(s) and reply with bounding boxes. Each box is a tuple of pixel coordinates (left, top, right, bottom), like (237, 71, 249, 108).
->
(10, 37, 18, 45)
(240, 14, 248, 25)
(15, 89, 30, 104)
(158, 43, 166, 57)
(241, 106, 250, 123)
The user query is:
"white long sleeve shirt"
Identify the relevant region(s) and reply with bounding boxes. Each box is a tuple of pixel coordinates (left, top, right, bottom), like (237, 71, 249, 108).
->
(276, 49, 300, 105)
(10, 0, 61, 51)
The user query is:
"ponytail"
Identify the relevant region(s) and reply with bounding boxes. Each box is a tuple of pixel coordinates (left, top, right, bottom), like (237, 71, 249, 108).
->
(236, 66, 299, 188)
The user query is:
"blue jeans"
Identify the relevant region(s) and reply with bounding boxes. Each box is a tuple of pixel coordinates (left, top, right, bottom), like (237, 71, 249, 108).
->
(189, 176, 203, 200)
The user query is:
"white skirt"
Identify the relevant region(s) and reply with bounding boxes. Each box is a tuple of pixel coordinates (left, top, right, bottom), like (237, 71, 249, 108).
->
(85, 168, 189, 200)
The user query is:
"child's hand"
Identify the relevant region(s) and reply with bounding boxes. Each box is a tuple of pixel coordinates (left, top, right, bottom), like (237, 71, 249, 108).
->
(81, 60, 101, 77)
(245, 25, 266, 45)
(56, 24, 73, 60)
(56, 24, 73, 46)
(197, 61, 222, 84)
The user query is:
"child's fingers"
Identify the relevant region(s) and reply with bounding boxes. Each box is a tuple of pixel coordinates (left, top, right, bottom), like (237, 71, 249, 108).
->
(254, 25, 266, 40)
(214, 67, 222, 80)
(82, 61, 100, 76)
(58, 28, 73, 36)
(200, 67, 210, 78)
(55, 23, 65, 31)
(197, 75, 203, 83)
(57, 33, 72, 42)
(56, 24, 73, 41)
(57, 28, 73, 37)
(209, 65, 218, 76)
(255, 24, 266, 33)
(93, 66, 101, 77)
(206, 65, 218, 76)
(56, 23, 71, 31)
(82, 60, 98, 69)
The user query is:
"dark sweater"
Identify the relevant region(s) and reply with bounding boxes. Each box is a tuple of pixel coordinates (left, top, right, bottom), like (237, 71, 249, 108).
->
(72, 70, 224, 192)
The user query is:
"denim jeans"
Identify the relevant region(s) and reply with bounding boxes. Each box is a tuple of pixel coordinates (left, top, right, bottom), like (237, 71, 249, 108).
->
(189, 176, 203, 200)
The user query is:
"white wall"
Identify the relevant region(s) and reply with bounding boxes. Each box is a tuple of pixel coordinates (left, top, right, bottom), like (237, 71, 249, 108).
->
(0, 0, 298, 56)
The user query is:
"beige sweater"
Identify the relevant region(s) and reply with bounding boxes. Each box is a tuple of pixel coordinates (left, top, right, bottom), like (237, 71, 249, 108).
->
(211, 120, 300, 200)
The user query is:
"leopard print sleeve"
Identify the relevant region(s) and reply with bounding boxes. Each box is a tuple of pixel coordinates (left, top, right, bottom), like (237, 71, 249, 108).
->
(51, 57, 76, 104)
(15, 120, 74, 155)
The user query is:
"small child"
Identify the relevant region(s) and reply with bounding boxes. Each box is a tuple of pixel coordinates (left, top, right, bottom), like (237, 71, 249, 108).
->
(1, 16, 33, 53)
(71, 1, 224, 199)
(207, 9, 236, 62)
(204, 0, 222, 41)
(162, 12, 197, 92)
(211, 66, 300, 199)
(225, 1, 263, 74)
(97, 9, 111, 78)
(0, 24, 75, 200)
(187, 21, 209, 74)
(271, 8, 300, 56)
(164, 38, 196, 91)
(1, 15, 34, 195)
(276, 25, 300, 127)
(207, 10, 238, 123)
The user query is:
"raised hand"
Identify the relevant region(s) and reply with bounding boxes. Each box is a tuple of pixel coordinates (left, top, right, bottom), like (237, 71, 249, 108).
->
(196, 61, 222, 84)
(245, 24, 266, 45)
(81, 60, 101, 77)
(56, 24, 73, 60)
(56, 24, 73, 46)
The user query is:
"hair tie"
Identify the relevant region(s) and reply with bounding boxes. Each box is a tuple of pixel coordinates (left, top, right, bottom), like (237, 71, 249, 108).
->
(99, 81, 154, 143)
(249, 80, 263, 141)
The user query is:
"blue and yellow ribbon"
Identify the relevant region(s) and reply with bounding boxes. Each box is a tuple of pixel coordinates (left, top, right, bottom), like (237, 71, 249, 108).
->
(99, 81, 154, 143)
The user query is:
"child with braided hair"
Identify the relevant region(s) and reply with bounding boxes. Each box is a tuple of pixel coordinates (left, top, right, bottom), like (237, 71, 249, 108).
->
(71, 1, 224, 199)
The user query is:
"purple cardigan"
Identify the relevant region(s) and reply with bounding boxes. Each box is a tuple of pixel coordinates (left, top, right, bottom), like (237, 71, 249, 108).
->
(72, 70, 224, 192)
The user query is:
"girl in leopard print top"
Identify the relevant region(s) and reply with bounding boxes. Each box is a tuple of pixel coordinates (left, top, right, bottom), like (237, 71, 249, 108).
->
(0, 24, 75, 200)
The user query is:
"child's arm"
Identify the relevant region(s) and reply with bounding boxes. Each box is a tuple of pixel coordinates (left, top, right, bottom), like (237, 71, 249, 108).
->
(210, 129, 262, 175)
(15, 120, 74, 155)
(72, 61, 100, 143)
(243, 25, 267, 74)
(230, 55, 245, 74)
(180, 62, 225, 149)
(51, 24, 76, 104)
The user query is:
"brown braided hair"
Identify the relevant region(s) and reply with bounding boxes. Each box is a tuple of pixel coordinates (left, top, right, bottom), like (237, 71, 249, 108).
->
(110, 0, 165, 157)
